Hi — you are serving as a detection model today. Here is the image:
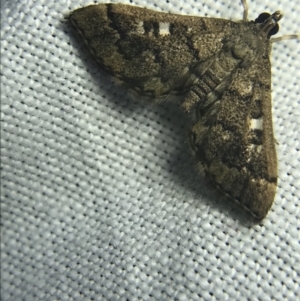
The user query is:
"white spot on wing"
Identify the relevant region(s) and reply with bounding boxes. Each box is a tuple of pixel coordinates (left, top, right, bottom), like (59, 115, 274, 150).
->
(159, 22, 170, 36)
(136, 21, 145, 34)
(250, 118, 263, 130)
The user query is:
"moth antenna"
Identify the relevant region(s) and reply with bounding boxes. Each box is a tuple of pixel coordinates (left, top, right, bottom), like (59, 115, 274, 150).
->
(271, 34, 300, 43)
(241, 0, 249, 21)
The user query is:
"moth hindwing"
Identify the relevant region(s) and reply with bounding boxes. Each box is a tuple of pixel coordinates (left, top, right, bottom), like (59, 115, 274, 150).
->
(69, 2, 285, 219)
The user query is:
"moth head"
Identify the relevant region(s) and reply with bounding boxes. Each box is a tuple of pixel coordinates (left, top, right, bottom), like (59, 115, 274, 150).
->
(254, 11, 283, 38)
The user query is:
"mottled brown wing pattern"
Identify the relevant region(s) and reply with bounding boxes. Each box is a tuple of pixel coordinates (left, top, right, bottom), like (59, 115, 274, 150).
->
(189, 53, 277, 219)
(69, 4, 235, 101)
(69, 3, 283, 219)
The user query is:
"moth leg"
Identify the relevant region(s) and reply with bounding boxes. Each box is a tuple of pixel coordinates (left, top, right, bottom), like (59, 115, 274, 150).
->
(241, 0, 249, 21)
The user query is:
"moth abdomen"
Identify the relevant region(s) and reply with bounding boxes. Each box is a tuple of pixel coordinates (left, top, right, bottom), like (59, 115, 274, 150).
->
(180, 32, 259, 114)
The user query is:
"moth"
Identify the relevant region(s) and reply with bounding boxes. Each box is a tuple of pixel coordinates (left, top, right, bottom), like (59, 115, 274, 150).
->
(68, 1, 298, 219)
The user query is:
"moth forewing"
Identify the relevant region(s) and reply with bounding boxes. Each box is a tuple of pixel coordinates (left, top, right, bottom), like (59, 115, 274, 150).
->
(68, 4, 236, 102)
(68, 2, 297, 219)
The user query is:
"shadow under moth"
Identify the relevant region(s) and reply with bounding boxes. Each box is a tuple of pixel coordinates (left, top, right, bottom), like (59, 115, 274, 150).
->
(68, 1, 298, 219)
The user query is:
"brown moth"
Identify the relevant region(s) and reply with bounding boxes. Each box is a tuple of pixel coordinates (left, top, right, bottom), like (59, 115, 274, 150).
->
(68, 1, 298, 219)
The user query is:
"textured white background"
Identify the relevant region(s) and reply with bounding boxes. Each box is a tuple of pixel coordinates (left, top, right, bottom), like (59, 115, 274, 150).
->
(1, 0, 300, 300)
